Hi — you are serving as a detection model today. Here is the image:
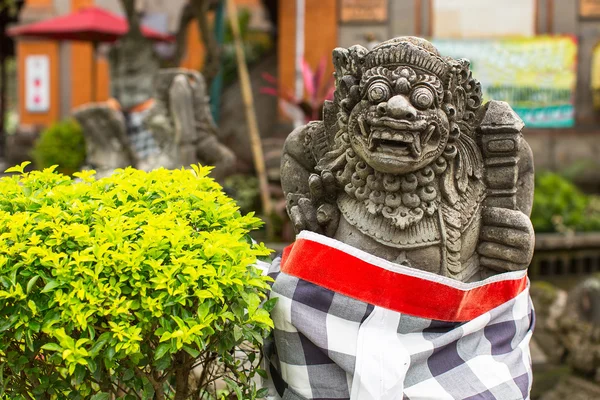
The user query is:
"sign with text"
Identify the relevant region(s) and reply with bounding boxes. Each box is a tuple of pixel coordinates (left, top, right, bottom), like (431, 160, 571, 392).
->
(25, 55, 50, 113)
(340, 0, 388, 22)
(434, 36, 578, 128)
(581, 0, 600, 17)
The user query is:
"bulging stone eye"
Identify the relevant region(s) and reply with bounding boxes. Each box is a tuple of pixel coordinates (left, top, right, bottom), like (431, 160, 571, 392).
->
(368, 81, 391, 104)
(411, 86, 434, 109)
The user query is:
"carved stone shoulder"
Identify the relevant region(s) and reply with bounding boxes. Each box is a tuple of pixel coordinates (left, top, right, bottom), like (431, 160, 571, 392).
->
(282, 121, 327, 171)
(480, 100, 524, 132)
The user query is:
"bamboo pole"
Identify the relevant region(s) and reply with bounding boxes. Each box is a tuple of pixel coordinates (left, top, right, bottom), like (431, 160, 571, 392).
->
(226, 0, 274, 239)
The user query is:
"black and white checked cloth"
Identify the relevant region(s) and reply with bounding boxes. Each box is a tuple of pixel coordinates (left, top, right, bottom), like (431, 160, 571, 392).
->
(264, 231, 534, 400)
(124, 108, 160, 161)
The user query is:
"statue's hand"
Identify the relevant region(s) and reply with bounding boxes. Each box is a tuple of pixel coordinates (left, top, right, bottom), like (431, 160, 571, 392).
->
(287, 170, 340, 237)
(478, 207, 535, 272)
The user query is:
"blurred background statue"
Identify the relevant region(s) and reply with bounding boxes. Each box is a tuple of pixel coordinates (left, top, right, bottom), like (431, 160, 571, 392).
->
(73, 1, 235, 180)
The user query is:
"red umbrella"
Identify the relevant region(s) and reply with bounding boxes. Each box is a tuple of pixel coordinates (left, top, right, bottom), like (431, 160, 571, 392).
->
(8, 6, 174, 102)
(7, 6, 174, 42)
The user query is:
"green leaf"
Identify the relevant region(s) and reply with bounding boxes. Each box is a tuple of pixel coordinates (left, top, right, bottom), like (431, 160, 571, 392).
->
(90, 393, 110, 400)
(27, 300, 37, 315)
(154, 353, 171, 371)
(154, 343, 170, 360)
(262, 297, 278, 312)
(89, 334, 109, 357)
(25, 331, 34, 352)
(256, 368, 268, 379)
(233, 325, 243, 342)
(28, 320, 41, 333)
(246, 293, 261, 315)
(26, 275, 40, 294)
(223, 377, 243, 400)
(252, 309, 274, 328)
(41, 280, 59, 293)
(183, 345, 200, 358)
(257, 387, 270, 398)
(122, 368, 135, 381)
(197, 301, 211, 320)
(87, 358, 97, 374)
(41, 343, 62, 352)
(72, 365, 86, 385)
(0, 315, 17, 332)
(105, 346, 116, 361)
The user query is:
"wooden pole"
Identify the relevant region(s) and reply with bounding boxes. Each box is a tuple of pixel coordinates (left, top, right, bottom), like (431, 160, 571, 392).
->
(226, 0, 274, 239)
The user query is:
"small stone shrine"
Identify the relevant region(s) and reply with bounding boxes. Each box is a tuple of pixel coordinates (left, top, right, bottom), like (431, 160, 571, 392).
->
(73, 22, 235, 180)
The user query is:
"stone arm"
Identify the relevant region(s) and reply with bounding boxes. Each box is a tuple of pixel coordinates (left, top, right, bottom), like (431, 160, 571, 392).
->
(281, 121, 340, 236)
(280, 124, 316, 202)
(72, 103, 136, 176)
(476, 101, 535, 273)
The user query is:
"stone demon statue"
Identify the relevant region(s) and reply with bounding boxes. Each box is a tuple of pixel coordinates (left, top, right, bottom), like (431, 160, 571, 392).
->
(281, 37, 535, 282)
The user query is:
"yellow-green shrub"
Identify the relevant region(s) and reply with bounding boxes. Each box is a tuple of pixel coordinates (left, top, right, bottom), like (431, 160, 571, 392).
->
(0, 162, 273, 400)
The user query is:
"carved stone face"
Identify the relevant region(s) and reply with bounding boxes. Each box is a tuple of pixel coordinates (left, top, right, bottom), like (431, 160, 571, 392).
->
(347, 66, 449, 175)
(109, 31, 158, 111)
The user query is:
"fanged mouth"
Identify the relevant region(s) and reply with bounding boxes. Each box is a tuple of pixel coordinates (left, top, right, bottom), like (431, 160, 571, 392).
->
(358, 119, 436, 159)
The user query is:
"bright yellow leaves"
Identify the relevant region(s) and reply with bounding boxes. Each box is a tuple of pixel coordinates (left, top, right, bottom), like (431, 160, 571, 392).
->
(0, 164, 274, 398)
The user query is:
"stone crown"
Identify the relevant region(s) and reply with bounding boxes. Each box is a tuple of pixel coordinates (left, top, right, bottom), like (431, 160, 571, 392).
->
(364, 37, 448, 79)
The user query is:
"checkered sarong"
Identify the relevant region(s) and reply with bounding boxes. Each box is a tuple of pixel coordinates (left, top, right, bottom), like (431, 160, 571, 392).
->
(265, 231, 534, 400)
(124, 108, 160, 160)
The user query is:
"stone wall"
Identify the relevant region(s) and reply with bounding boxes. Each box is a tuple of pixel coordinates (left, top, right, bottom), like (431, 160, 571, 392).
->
(525, 128, 600, 192)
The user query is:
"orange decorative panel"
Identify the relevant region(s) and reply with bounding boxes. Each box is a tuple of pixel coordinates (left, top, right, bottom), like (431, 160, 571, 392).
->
(18, 40, 60, 126)
(25, 0, 53, 7)
(95, 56, 110, 102)
(278, 0, 296, 97)
(278, 0, 338, 101)
(581, 0, 600, 17)
(71, 0, 93, 11)
(340, 0, 388, 22)
(70, 41, 96, 107)
(180, 20, 206, 71)
(68, 0, 96, 108)
(304, 0, 337, 83)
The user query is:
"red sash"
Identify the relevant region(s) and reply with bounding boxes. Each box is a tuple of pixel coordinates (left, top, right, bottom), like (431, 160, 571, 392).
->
(281, 232, 528, 322)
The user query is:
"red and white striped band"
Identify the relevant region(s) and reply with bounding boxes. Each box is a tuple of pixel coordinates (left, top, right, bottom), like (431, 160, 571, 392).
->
(280, 231, 529, 322)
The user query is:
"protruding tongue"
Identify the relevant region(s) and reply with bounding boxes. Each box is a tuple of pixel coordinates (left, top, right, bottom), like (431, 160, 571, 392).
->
(368, 135, 377, 150)
(410, 133, 422, 157)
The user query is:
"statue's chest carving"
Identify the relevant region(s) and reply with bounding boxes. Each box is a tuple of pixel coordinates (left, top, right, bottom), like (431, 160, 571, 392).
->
(337, 194, 441, 249)
(335, 181, 486, 280)
(334, 213, 443, 274)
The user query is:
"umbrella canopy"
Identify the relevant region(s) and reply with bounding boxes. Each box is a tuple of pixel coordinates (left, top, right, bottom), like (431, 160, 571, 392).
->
(8, 6, 174, 42)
